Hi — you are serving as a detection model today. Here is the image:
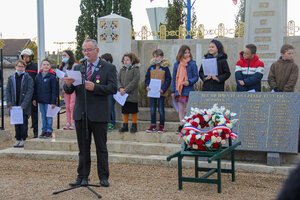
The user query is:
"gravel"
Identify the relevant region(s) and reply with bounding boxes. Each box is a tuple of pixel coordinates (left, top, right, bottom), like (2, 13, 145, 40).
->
(0, 157, 286, 200)
(0, 115, 287, 200)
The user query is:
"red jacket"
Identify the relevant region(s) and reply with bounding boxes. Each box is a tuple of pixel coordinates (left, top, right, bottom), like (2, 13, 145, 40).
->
(235, 51, 264, 91)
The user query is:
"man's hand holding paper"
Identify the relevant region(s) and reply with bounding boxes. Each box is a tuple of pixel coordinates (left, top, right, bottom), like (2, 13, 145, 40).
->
(63, 77, 75, 86)
(65, 70, 82, 86)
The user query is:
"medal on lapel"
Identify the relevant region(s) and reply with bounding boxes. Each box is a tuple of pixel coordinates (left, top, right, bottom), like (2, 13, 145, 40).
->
(96, 75, 100, 83)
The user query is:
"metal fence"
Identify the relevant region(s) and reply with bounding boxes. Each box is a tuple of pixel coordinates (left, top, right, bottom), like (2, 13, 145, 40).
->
(132, 22, 244, 40)
(132, 20, 300, 40)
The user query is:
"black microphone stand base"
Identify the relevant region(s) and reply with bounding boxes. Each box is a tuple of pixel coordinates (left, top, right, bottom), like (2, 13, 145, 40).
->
(52, 183, 102, 199)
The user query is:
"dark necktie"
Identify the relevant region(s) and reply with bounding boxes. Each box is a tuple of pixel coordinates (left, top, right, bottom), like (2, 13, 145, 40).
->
(86, 63, 93, 81)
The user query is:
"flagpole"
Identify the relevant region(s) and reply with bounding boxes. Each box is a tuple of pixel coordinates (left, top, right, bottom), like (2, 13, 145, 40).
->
(183, 0, 196, 39)
(37, 0, 45, 136)
(186, 0, 191, 39)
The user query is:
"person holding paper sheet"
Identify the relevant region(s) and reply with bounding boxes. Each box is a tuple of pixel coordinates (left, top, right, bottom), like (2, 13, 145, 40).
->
(6, 60, 34, 148)
(64, 39, 117, 187)
(59, 50, 77, 130)
(145, 49, 171, 133)
(199, 39, 231, 91)
(171, 45, 198, 133)
(118, 53, 140, 134)
(235, 44, 264, 92)
(33, 59, 57, 138)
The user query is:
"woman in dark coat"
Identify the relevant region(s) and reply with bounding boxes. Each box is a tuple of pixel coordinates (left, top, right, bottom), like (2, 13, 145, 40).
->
(199, 39, 231, 91)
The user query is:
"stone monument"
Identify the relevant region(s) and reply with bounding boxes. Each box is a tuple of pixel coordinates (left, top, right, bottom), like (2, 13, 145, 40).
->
(187, 92, 300, 166)
(98, 14, 131, 70)
(244, 0, 287, 80)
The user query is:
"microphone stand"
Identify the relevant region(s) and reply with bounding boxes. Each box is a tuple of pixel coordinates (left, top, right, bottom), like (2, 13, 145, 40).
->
(52, 61, 101, 199)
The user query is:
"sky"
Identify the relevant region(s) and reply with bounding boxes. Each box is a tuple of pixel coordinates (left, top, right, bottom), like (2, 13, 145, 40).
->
(0, 0, 299, 52)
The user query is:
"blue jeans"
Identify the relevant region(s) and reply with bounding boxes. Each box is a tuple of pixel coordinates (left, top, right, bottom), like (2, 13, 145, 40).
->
(39, 103, 53, 133)
(149, 97, 165, 126)
(109, 95, 116, 125)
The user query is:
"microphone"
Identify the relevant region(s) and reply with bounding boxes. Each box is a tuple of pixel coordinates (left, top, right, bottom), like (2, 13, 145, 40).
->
(79, 56, 88, 63)
(80, 57, 88, 75)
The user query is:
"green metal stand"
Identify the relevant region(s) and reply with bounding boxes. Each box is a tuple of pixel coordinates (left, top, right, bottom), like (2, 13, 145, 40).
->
(167, 139, 241, 193)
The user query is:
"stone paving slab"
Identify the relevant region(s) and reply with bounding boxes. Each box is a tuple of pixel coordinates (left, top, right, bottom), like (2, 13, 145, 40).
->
(0, 147, 294, 175)
(24, 138, 181, 155)
(56, 130, 180, 144)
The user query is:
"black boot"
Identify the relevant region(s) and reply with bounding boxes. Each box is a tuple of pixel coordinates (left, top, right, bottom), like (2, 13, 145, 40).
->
(176, 124, 183, 134)
(33, 131, 38, 138)
(130, 123, 137, 133)
(119, 123, 128, 133)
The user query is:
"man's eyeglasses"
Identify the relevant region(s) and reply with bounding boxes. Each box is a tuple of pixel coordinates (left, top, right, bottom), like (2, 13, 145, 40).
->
(82, 48, 97, 53)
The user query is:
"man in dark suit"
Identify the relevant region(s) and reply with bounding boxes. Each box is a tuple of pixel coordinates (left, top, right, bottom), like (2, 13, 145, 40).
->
(64, 39, 117, 187)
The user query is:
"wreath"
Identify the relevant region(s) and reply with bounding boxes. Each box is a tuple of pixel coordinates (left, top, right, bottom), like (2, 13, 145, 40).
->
(180, 104, 238, 151)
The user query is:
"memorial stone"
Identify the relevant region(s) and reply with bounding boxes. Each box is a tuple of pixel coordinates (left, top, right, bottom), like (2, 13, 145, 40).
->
(187, 92, 300, 154)
(98, 14, 131, 71)
(244, 0, 287, 80)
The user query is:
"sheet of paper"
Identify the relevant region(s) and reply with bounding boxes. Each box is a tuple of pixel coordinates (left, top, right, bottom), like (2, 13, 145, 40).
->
(66, 70, 82, 86)
(46, 105, 61, 117)
(147, 79, 161, 98)
(247, 89, 256, 92)
(202, 58, 218, 76)
(10, 106, 23, 124)
(55, 69, 65, 79)
(113, 91, 128, 106)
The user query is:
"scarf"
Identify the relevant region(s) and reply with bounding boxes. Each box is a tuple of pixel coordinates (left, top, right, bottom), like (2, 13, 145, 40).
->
(176, 57, 190, 96)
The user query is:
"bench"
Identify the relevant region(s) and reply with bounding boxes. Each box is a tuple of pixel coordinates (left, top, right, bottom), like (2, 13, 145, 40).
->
(167, 138, 241, 193)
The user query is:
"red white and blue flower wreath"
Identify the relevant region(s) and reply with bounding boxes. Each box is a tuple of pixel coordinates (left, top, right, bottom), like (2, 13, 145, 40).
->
(180, 104, 238, 151)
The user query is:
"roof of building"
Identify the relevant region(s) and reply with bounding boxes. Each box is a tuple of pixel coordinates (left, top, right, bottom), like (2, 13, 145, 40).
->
(2, 39, 31, 56)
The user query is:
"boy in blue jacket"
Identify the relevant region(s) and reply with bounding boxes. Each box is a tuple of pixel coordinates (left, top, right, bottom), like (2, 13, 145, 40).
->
(33, 59, 57, 138)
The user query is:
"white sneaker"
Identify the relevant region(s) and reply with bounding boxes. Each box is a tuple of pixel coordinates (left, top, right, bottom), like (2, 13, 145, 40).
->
(18, 140, 25, 148)
(13, 140, 21, 148)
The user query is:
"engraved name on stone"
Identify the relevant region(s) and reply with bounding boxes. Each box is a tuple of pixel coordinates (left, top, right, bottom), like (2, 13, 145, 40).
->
(255, 28, 272, 34)
(253, 11, 275, 17)
(257, 45, 269, 51)
(259, 53, 276, 59)
(260, 19, 268, 25)
(255, 36, 271, 42)
(259, 2, 269, 8)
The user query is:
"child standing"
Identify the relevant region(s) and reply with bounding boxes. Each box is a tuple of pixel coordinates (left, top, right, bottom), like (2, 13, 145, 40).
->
(59, 50, 76, 130)
(145, 49, 171, 133)
(101, 53, 116, 131)
(235, 44, 264, 92)
(33, 59, 57, 138)
(199, 39, 231, 91)
(6, 60, 34, 147)
(268, 44, 299, 92)
(171, 45, 198, 133)
(118, 53, 140, 133)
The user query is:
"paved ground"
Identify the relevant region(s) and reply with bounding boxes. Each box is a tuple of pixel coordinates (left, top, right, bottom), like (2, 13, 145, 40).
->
(0, 115, 288, 200)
